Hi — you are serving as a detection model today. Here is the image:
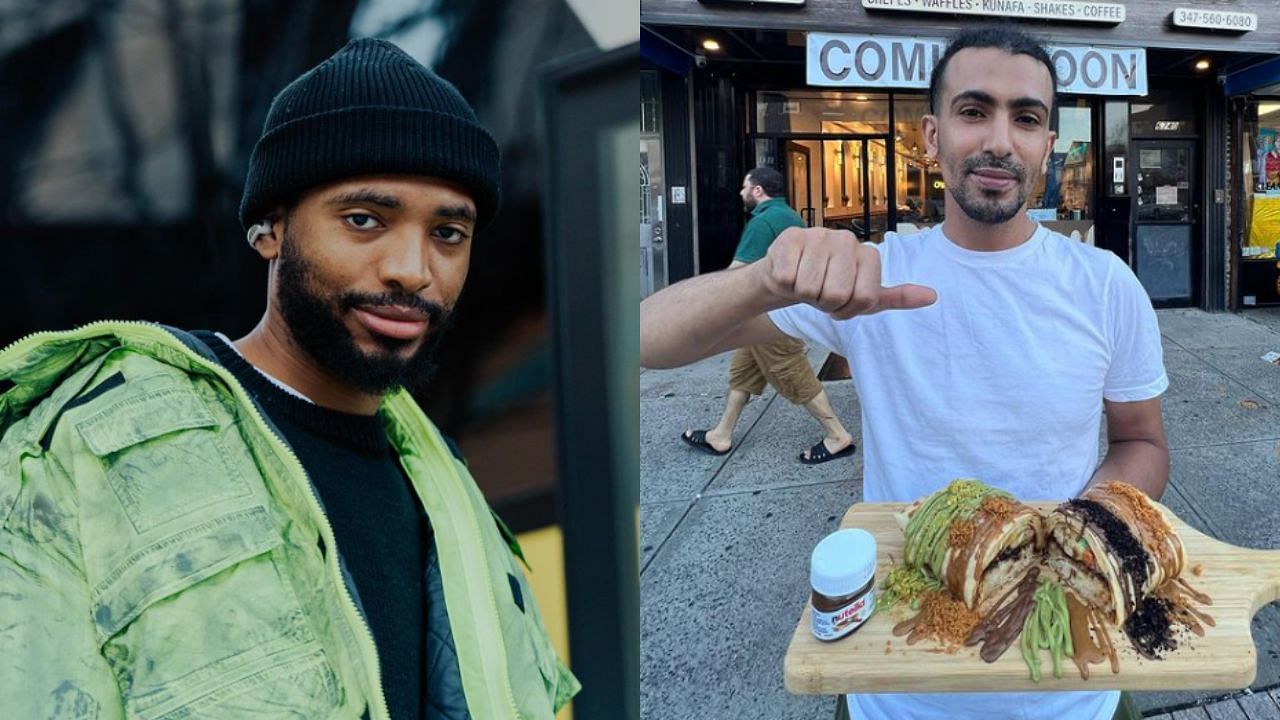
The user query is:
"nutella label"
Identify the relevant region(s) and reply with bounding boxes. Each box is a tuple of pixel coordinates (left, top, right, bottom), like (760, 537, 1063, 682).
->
(811, 588, 875, 641)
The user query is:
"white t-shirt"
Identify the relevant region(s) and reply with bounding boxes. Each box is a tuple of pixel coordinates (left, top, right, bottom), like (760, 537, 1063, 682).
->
(768, 223, 1167, 720)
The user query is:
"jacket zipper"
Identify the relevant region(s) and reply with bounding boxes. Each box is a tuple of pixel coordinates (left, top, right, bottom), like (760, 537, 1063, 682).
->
(384, 394, 523, 719)
(1, 321, 392, 720)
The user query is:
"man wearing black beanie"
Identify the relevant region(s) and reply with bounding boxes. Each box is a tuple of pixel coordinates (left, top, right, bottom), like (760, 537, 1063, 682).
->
(0, 38, 577, 720)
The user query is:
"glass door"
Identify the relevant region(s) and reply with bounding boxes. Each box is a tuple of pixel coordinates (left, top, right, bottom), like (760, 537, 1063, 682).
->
(819, 137, 890, 242)
(822, 139, 861, 235)
(1132, 140, 1197, 305)
(640, 71, 667, 298)
(786, 141, 816, 227)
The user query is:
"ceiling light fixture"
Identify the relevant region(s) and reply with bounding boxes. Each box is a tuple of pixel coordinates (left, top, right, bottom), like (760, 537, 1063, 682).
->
(1194, 59, 1210, 71)
(702, 39, 721, 52)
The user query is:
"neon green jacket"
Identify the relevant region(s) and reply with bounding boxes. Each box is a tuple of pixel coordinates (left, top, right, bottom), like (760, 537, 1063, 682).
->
(0, 322, 579, 719)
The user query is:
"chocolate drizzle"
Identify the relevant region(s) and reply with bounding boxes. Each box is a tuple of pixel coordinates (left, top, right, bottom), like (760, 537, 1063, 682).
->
(1063, 499, 1151, 591)
(965, 567, 1040, 662)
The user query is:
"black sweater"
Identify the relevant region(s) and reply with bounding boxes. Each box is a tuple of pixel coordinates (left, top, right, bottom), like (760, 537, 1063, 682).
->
(197, 331, 426, 720)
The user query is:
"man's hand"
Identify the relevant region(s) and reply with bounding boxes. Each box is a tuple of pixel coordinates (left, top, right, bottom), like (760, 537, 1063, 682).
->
(754, 226, 938, 319)
(639, 226, 938, 369)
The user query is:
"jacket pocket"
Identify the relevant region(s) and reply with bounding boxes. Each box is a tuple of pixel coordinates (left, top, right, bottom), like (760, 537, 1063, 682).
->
(75, 384, 254, 534)
(92, 508, 342, 720)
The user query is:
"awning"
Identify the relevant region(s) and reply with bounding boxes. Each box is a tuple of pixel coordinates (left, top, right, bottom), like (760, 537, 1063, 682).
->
(641, 26, 691, 76)
(1225, 55, 1280, 96)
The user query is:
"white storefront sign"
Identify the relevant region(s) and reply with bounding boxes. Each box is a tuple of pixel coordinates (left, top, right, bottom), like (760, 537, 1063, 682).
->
(1171, 7, 1257, 32)
(861, 0, 1125, 24)
(807, 34, 1147, 96)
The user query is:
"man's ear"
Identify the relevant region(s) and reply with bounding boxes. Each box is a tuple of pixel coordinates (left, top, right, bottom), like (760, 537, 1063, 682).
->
(247, 210, 286, 260)
(922, 115, 939, 160)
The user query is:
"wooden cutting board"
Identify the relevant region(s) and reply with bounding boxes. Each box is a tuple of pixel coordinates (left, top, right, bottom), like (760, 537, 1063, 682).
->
(784, 502, 1280, 694)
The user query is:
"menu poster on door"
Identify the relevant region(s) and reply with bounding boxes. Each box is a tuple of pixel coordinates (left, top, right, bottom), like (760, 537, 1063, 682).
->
(1255, 127, 1280, 195)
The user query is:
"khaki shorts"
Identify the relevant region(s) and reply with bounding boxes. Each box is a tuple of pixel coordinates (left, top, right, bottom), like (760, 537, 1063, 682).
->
(728, 336, 822, 405)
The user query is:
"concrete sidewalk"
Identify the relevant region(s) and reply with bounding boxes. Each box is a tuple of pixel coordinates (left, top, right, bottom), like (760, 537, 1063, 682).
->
(640, 308, 1280, 720)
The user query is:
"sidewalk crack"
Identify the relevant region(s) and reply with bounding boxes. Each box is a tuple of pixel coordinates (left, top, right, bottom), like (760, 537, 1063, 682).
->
(1174, 344, 1280, 406)
(640, 499, 696, 577)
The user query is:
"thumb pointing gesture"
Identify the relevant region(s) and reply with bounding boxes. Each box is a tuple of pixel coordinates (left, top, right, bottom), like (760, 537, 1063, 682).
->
(828, 243, 937, 319)
(869, 283, 938, 314)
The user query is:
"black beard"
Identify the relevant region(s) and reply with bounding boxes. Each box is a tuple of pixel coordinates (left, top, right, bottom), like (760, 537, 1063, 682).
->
(949, 152, 1031, 225)
(275, 224, 454, 396)
(743, 195, 757, 211)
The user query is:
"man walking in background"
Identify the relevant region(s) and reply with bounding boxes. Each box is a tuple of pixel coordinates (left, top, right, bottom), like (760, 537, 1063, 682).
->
(681, 167, 855, 464)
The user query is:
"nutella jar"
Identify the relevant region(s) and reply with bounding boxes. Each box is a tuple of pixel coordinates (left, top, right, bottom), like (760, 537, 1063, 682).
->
(809, 528, 877, 641)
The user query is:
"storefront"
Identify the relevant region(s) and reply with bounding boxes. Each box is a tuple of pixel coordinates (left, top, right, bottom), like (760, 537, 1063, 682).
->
(641, 0, 1280, 311)
(1226, 56, 1280, 307)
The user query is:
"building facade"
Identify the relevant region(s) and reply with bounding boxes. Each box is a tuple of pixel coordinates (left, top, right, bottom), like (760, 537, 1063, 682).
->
(641, 0, 1280, 310)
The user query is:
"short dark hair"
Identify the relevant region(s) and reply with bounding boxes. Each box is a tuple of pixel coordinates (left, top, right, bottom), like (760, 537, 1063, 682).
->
(929, 25, 1058, 115)
(746, 166, 786, 197)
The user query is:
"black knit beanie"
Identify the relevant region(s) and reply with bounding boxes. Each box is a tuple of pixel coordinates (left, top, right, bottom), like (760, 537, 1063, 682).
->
(239, 38, 500, 230)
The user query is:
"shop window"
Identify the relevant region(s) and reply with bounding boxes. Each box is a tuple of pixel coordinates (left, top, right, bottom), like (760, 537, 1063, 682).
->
(1242, 101, 1280, 261)
(755, 91, 890, 135)
(824, 139, 861, 213)
(868, 138, 889, 215)
(892, 96, 940, 229)
(1028, 98, 1095, 238)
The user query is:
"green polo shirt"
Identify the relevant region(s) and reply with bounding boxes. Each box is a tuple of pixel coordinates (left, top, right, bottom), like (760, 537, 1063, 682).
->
(733, 197, 806, 264)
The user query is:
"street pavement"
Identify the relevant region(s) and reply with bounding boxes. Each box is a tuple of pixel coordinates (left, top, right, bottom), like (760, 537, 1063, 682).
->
(640, 308, 1280, 720)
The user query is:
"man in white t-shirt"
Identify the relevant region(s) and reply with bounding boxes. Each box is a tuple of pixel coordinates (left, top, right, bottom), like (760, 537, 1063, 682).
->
(640, 24, 1167, 720)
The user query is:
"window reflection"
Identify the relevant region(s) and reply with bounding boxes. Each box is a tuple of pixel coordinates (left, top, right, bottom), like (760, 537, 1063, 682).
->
(893, 96, 942, 231)
(1029, 98, 1095, 242)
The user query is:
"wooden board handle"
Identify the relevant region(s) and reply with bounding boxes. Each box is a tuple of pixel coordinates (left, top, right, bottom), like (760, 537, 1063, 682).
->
(1239, 547, 1280, 614)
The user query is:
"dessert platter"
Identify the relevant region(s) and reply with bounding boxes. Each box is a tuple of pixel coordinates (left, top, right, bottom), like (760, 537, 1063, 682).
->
(784, 480, 1280, 693)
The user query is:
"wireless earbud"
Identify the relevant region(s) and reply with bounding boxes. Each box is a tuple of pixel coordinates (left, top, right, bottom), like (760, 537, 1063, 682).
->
(246, 220, 273, 247)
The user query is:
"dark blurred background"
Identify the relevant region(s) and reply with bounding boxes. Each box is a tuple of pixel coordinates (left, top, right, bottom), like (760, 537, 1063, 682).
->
(0, 1, 637, 718)
(2, 0, 591, 529)
(2, 0, 586, 527)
